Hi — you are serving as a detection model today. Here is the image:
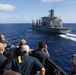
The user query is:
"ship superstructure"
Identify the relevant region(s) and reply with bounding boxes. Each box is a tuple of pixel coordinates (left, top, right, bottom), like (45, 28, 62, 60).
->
(32, 9, 72, 34)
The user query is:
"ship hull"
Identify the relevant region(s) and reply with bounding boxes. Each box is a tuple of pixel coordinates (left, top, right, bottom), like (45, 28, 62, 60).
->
(32, 26, 72, 34)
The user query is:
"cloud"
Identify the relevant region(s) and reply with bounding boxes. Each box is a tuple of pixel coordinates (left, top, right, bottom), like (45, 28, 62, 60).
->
(41, 0, 63, 3)
(0, 4, 15, 12)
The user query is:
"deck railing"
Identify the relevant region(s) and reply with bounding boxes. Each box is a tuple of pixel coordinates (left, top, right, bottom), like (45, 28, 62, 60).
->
(44, 59, 68, 75)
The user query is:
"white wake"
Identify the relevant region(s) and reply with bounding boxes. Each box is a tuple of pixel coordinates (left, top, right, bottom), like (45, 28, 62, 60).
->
(59, 33, 76, 42)
(66, 33, 76, 37)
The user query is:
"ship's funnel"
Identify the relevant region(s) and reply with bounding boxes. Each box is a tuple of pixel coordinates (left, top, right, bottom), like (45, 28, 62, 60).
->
(51, 9, 54, 18)
(49, 9, 54, 19)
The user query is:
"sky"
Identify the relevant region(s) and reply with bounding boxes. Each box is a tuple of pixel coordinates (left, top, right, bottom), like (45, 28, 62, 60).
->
(0, 0, 76, 23)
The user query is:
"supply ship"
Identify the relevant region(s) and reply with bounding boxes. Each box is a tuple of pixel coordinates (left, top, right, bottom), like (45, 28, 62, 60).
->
(32, 9, 72, 34)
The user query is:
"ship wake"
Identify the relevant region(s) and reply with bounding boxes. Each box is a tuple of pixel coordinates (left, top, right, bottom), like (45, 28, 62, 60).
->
(59, 33, 76, 42)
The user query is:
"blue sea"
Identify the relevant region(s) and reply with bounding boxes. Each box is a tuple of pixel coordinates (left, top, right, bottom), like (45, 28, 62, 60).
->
(0, 23, 76, 74)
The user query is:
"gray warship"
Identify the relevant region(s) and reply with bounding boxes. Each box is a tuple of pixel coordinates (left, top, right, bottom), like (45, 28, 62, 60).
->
(32, 9, 72, 34)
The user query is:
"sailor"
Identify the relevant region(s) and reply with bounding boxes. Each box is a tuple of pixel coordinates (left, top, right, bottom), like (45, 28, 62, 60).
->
(72, 54, 76, 72)
(69, 54, 76, 75)
(5, 45, 45, 75)
(0, 43, 9, 74)
(30, 41, 50, 65)
(0, 34, 15, 58)
(0, 34, 12, 48)
(14, 39, 27, 57)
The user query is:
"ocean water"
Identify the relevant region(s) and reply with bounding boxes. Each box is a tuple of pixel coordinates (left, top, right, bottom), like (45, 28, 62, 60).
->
(0, 23, 76, 74)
